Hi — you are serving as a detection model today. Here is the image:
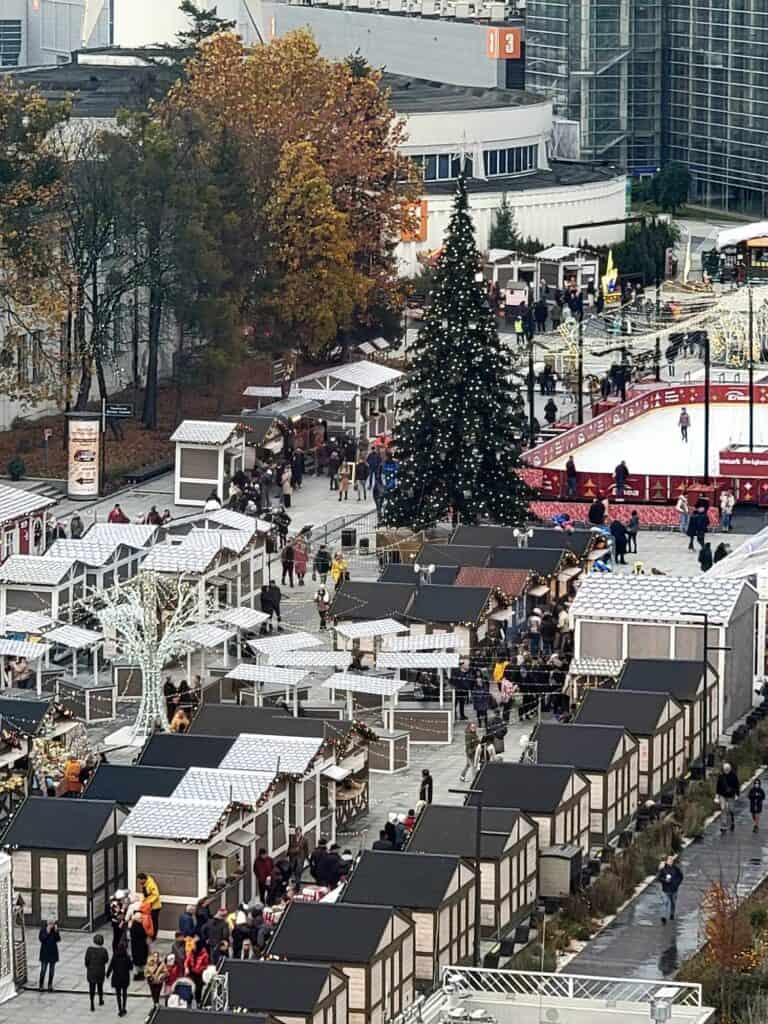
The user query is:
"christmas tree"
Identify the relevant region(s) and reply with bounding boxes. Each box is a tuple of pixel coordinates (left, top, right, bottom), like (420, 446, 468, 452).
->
(382, 176, 533, 530)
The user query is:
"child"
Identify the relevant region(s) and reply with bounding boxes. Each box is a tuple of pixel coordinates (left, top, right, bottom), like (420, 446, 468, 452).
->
(749, 778, 766, 832)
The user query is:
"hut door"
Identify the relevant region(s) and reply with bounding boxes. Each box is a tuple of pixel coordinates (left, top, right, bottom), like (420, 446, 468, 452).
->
(19, 520, 29, 554)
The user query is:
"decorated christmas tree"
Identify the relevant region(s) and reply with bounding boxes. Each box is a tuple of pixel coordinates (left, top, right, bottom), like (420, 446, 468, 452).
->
(382, 176, 533, 530)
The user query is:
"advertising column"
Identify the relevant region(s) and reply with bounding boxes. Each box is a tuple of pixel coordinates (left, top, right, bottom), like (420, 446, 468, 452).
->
(66, 412, 103, 500)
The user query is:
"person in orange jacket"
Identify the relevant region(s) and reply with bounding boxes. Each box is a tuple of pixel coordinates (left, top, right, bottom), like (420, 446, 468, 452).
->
(184, 937, 209, 1006)
(138, 899, 154, 940)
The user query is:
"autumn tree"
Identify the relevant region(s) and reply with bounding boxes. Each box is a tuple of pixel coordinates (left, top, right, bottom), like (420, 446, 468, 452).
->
(702, 880, 753, 1020)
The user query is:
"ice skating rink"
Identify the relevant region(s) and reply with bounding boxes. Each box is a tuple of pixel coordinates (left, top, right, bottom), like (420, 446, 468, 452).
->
(547, 403, 768, 476)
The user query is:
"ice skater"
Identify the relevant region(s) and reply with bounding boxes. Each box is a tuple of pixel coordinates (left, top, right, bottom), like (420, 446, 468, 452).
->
(678, 408, 690, 442)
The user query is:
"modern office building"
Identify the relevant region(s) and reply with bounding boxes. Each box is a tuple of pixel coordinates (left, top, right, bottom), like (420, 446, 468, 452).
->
(665, 0, 768, 216)
(1, 0, 108, 68)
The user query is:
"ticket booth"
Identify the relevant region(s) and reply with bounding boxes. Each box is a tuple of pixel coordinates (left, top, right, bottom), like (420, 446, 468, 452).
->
(171, 420, 246, 508)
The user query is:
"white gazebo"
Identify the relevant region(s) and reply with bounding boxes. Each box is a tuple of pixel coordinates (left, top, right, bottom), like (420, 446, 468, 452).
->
(321, 671, 407, 718)
(181, 622, 237, 680)
(376, 651, 459, 707)
(45, 624, 104, 684)
(223, 663, 310, 714)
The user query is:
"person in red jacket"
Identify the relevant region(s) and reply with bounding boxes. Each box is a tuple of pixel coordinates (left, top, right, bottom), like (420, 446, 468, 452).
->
(184, 936, 209, 1006)
(108, 504, 130, 524)
(253, 848, 274, 902)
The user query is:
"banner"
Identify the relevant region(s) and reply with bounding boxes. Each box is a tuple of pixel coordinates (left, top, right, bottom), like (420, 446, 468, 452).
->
(67, 415, 101, 499)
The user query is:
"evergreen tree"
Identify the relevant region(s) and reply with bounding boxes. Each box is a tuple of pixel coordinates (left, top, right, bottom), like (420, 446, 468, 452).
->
(488, 193, 520, 250)
(382, 177, 533, 530)
(176, 0, 236, 46)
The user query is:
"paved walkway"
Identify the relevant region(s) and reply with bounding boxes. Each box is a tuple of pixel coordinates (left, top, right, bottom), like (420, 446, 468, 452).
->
(567, 775, 768, 979)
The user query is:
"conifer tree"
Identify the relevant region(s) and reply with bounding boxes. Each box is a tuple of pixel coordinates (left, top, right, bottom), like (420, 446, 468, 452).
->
(382, 177, 533, 530)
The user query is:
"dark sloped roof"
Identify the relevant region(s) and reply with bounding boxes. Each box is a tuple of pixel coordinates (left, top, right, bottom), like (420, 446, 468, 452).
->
(330, 581, 415, 622)
(488, 547, 565, 573)
(136, 733, 234, 769)
(534, 722, 628, 773)
(575, 688, 678, 736)
(340, 850, 461, 910)
(379, 563, 458, 586)
(617, 659, 705, 703)
(467, 763, 577, 814)
(452, 526, 593, 557)
(269, 902, 397, 963)
(383, 73, 540, 113)
(1, 796, 114, 851)
(0, 696, 52, 736)
(190, 705, 352, 741)
(221, 960, 338, 1014)
(407, 805, 522, 859)
(82, 765, 185, 804)
(151, 1010, 266, 1024)
(408, 585, 491, 625)
(417, 543, 491, 568)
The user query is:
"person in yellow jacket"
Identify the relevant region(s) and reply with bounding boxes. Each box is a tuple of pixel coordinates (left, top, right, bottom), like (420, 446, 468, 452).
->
(137, 872, 162, 937)
(330, 552, 348, 591)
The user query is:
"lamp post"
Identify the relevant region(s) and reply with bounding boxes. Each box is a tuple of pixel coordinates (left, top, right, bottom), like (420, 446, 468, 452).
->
(749, 285, 755, 451)
(577, 318, 584, 425)
(680, 610, 729, 773)
(528, 338, 536, 448)
(703, 330, 711, 483)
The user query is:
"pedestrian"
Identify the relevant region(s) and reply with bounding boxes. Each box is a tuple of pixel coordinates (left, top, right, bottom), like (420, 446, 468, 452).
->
(85, 933, 109, 1011)
(749, 778, 766, 832)
(313, 543, 332, 584)
(499, 674, 520, 723)
(128, 911, 148, 980)
(452, 660, 471, 720)
(338, 465, 351, 502)
(679, 407, 690, 442)
(203, 490, 221, 512)
(145, 950, 168, 1009)
(294, 537, 308, 586)
(281, 540, 295, 588)
(253, 848, 274, 902)
(287, 826, 309, 885)
(178, 904, 196, 937)
(38, 919, 60, 992)
(714, 541, 730, 564)
(185, 936, 209, 1006)
(70, 513, 84, 539)
(527, 607, 542, 656)
(107, 504, 129, 524)
(139, 869, 161, 939)
(272, 507, 290, 548)
(565, 456, 577, 498)
(544, 398, 558, 426)
(146, 505, 162, 526)
(260, 583, 276, 632)
(314, 584, 331, 630)
(717, 762, 739, 832)
(267, 581, 282, 631)
(355, 457, 369, 500)
(614, 460, 629, 499)
(627, 510, 639, 553)
(719, 489, 735, 532)
(328, 450, 341, 490)
(372, 829, 394, 851)
(676, 494, 689, 534)
(540, 612, 557, 655)
(656, 855, 683, 924)
(610, 518, 628, 565)
(534, 297, 548, 332)
(461, 722, 479, 781)
(471, 678, 490, 729)
(588, 497, 606, 526)
(367, 446, 382, 483)
(419, 768, 434, 804)
(330, 551, 348, 591)
(698, 541, 713, 572)
(687, 507, 707, 551)
(281, 467, 293, 509)
(291, 447, 305, 489)
(107, 941, 132, 1017)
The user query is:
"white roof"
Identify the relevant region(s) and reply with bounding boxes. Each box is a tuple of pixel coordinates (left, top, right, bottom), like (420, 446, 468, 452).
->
(300, 360, 402, 391)
(186, 528, 253, 554)
(203, 509, 259, 533)
(570, 575, 748, 624)
(717, 221, 768, 250)
(180, 623, 235, 649)
(376, 651, 459, 670)
(0, 555, 77, 585)
(334, 618, 406, 640)
(119, 796, 229, 841)
(48, 539, 119, 567)
(266, 650, 352, 669)
(170, 420, 241, 445)
(381, 632, 461, 652)
(536, 245, 581, 261)
(323, 672, 407, 697)
(45, 624, 103, 649)
(173, 767, 274, 806)
(248, 632, 323, 656)
(217, 607, 269, 630)
(84, 523, 158, 549)
(224, 663, 308, 687)
(0, 638, 50, 660)
(1, 610, 54, 633)
(243, 386, 283, 398)
(568, 657, 625, 677)
(220, 733, 324, 775)
(708, 524, 768, 581)
(0, 481, 56, 524)
(141, 545, 218, 574)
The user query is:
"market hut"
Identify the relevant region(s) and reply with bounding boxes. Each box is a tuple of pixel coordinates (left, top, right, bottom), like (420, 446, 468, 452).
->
(47, 536, 147, 590)
(221, 663, 310, 712)
(0, 481, 55, 559)
(574, 688, 686, 800)
(290, 360, 404, 442)
(340, 850, 475, 984)
(215, 960, 349, 1023)
(450, 525, 596, 562)
(333, 617, 409, 659)
(616, 658, 717, 766)
(468, 763, 591, 854)
(44, 624, 113, 722)
(171, 419, 246, 507)
(137, 733, 235, 770)
(82, 523, 159, 573)
(3, 796, 125, 928)
(330, 582, 415, 626)
(406, 584, 494, 649)
(0, 555, 85, 622)
(532, 722, 640, 846)
(267, 902, 415, 1024)
(406, 804, 538, 938)
(83, 764, 185, 805)
(0, 696, 74, 823)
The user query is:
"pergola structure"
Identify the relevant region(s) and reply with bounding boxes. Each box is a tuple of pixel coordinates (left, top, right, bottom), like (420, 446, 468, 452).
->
(265, 650, 353, 670)
(248, 632, 323, 659)
(380, 632, 461, 653)
(46, 624, 104, 685)
(223, 663, 310, 714)
(181, 622, 237, 680)
(321, 671, 407, 718)
(375, 651, 460, 706)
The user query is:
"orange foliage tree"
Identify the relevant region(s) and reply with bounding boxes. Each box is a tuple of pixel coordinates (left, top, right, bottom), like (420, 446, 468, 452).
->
(703, 880, 753, 1019)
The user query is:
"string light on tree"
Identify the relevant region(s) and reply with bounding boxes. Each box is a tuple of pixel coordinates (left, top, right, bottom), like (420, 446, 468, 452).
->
(382, 175, 534, 530)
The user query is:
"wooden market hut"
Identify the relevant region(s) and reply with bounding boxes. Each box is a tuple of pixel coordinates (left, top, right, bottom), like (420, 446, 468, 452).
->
(0, 696, 78, 819)
(574, 688, 686, 799)
(3, 796, 125, 928)
(267, 902, 415, 1024)
(340, 850, 475, 985)
(83, 764, 185, 806)
(406, 804, 538, 938)
(0, 482, 55, 558)
(532, 722, 640, 846)
(0, 555, 85, 622)
(170, 419, 246, 508)
(468, 763, 591, 854)
(215, 960, 349, 1023)
(450, 525, 596, 562)
(616, 658, 717, 766)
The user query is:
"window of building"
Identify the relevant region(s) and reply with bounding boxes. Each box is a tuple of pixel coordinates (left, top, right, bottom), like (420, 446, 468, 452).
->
(16, 336, 28, 387)
(482, 144, 538, 177)
(411, 154, 473, 182)
(32, 331, 44, 384)
(0, 21, 22, 67)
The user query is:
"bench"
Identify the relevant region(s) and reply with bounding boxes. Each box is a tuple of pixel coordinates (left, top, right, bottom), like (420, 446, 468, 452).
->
(122, 459, 173, 485)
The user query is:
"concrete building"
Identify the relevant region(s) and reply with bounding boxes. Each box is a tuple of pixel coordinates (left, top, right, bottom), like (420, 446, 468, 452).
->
(0, 0, 108, 68)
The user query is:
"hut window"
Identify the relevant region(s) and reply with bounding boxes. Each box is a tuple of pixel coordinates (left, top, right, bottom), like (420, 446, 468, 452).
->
(675, 624, 718, 660)
(136, 846, 198, 896)
(579, 621, 621, 660)
(180, 449, 218, 478)
(627, 623, 670, 658)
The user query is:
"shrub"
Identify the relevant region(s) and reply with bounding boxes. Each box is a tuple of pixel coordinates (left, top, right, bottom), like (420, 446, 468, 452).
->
(750, 908, 768, 933)
(7, 456, 25, 481)
(561, 894, 592, 927)
(589, 872, 624, 917)
(681, 801, 708, 838)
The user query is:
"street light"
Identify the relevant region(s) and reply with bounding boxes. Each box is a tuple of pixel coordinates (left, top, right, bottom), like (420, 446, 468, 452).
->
(680, 611, 728, 772)
(413, 562, 436, 585)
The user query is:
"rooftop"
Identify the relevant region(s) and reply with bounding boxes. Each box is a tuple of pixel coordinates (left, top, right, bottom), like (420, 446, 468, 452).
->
(570, 575, 749, 623)
(268, 902, 404, 963)
(575, 688, 682, 736)
(172, 766, 275, 806)
(422, 161, 624, 196)
(2, 796, 115, 851)
(534, 722, 634, 773)
(82, 764, 185, 805)
(617, 659, 707, 703)
(0, 480, 56, 524)
(220, 960, 343, 1015)
(0, 696, 52, 736)
(382, 72, 542, 113)
(341, 849, 465, 910)
(468, 762, 584, 814)
(119, 796, 229, 841)
(219, 733, 324, 775)
(407, 804, 529, 859)
(0, 555, 77, 585)
(137, 733, 235, 770)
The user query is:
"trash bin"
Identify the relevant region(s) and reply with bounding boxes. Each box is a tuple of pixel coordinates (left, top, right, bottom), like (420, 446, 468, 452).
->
(341, 528, 357, 549)
(359, 537, 370, 554)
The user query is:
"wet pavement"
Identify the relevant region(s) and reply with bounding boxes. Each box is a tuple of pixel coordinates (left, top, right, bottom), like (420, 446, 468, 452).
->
(568, 773, 768, 979)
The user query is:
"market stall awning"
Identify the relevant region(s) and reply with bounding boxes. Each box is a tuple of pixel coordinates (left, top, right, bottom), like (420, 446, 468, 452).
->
(180, 623, 236, 649)
(119, 796, 230, 841)
(220, 733, 324, 775)
(567, 657, 625, 677)
(45, 624, 103, 650)
(217, 607, 270, 631)
(1, 610, 54, 633)
(381, 632, 461, 653)
(528, 584, 550, 597)
(333, 618, 407, 641)
(224, 663, 309, 687)
(266, 650, 353, 669)
(0, 638, 50, 660)
(322, 672, 407, 697)
(376, 652, 459, 671)
(248, 632, 323, 656)
(172, 766, 275, 806)
(322, 764, 351, 782)
(170, 420, 241, 445)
